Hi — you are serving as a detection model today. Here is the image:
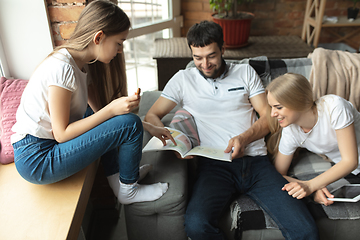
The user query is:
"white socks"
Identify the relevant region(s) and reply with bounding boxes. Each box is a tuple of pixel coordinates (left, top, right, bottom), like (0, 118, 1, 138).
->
(106, 164, 168, 204)
(107, 173, 121, 197)
(118, 181, 168, 205)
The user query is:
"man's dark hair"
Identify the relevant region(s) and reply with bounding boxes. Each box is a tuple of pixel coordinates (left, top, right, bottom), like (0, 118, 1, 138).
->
(186, 21, 224, 50)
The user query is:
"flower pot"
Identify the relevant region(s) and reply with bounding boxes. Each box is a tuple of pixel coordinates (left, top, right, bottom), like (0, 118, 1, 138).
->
(347, 7, 359, 19)
(212, 12, 254, 49)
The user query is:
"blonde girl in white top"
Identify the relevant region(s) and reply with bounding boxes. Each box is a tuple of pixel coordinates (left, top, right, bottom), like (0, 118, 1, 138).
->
(266, 73, 359, 206)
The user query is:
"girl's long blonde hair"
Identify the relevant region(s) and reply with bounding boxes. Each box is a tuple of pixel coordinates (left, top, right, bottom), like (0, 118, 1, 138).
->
(266, 73, 315, 158)
(52, 0, 130, 108)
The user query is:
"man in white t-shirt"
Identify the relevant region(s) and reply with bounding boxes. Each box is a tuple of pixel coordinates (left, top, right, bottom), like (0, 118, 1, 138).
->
(145, 21, 318, 240)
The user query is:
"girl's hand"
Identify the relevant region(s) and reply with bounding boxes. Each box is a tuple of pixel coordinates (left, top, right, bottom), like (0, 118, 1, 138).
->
(313, 188, 334, 206)
(109, 94, 140, 116)
(282, 181, 313, 199)
(144, 123, 193, 159)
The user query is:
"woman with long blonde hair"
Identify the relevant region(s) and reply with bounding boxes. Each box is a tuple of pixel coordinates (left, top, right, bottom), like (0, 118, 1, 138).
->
(11, 0, 173, 205)
(267, 73, 360, 206)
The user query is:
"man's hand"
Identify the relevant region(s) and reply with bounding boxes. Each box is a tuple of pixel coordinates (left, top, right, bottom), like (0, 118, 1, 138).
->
(224, 135, 247, 159)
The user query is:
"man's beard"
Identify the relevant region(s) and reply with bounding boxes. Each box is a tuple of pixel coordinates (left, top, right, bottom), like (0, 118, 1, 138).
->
(199, 65, 221, 79)
(198, 58, 225, 79)
(200, 69, 220, 78)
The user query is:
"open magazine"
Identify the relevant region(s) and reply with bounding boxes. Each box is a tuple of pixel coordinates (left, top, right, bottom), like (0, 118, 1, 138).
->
(142, 127, 232, 162)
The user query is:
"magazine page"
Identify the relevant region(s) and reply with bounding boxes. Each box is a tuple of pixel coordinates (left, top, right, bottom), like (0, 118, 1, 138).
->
(186, 146, 232, 162)
(142, 128, 192, 157)
(143, 128, 232, 162)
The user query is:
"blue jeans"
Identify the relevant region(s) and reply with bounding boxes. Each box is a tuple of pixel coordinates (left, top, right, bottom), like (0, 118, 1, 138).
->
(12, 113, 143, 185)
(185, 156, 319, 240)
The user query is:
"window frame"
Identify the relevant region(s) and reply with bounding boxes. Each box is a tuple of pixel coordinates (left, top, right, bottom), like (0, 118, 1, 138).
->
(120, 0, 182, 92)
(123, 0, 182, 39)
(0, 37, 10, 78)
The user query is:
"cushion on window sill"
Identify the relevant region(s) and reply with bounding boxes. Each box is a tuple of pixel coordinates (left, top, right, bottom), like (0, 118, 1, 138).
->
(0, 77, 28, 164)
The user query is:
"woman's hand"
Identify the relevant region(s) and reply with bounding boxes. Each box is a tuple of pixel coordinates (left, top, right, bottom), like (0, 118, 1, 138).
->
(109, 94, 140, 116)
(313, 188, 334, 206)
(143, 123, 194, 159)
(282, 181, 313, 199)
(143, 122, 176, 146)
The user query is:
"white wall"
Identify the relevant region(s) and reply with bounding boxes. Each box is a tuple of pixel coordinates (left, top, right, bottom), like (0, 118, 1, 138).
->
(0, 0, 54, 79)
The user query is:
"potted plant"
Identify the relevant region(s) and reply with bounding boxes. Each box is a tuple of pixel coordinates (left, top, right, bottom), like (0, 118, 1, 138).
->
(210, 0, 254, 48)
(348, 0, 360, 19)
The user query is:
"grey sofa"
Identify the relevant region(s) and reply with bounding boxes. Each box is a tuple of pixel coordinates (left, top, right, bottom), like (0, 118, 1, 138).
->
(124, 56, 360, 240)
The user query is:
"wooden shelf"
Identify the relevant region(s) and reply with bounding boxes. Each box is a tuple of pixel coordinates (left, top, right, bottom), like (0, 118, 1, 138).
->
(302, 0, 360, 50)
(322, 16, 360, 27)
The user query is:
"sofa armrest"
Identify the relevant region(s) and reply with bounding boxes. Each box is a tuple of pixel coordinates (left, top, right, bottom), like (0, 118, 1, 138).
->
(138, 91, 180, 118)
(124, 150, 188, 240)
(125, 90, 188, 240)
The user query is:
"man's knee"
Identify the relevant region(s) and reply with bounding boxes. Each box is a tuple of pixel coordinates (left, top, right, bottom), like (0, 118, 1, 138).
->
(185, 212, 208, 238)
(279, 210, 319, 240)
(299, 218, 319, 240)
(185, 211, 224, 240)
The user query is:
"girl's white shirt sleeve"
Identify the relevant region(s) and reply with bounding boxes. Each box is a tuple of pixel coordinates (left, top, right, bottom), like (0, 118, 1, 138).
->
(11, 49, 88, 142)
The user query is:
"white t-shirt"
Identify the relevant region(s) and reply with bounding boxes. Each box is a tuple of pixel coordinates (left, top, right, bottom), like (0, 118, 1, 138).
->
(162, 63, 267, 157)
(11, 48, 89, 143)
(279, 94, 360, 175)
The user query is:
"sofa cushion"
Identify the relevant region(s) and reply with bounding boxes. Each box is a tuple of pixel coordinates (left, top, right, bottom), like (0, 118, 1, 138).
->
(139, 91, 180, 146)
(268, 58, 312, 82)
(139, 90, 180, 121)
(138, 91, 162, 117)
(288, 149, 332, 179)
(124, 150, 188, 240)
(0, 77, 28, 164)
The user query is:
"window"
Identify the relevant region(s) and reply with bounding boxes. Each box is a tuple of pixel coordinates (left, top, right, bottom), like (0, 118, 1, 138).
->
(124, 29, 170, 92)
(119, 0, 170, 26)
(117, 0, 182, 93)
(0, 0, 53, 79)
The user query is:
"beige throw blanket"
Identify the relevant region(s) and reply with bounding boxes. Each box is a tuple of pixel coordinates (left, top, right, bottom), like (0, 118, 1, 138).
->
(308, 47, 360, 111)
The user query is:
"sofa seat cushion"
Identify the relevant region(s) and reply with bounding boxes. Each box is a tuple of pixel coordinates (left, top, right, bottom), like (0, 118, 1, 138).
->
(0, 77, 28, 164)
